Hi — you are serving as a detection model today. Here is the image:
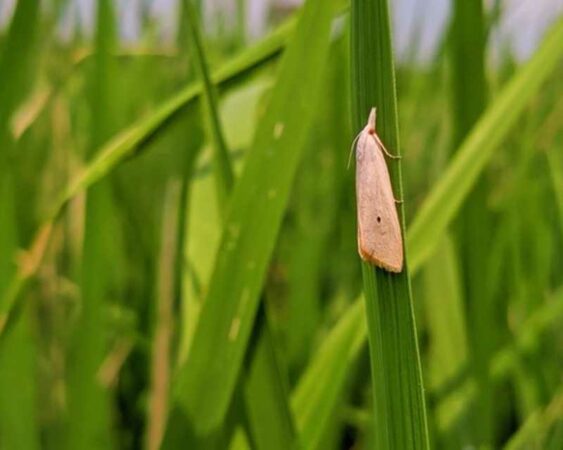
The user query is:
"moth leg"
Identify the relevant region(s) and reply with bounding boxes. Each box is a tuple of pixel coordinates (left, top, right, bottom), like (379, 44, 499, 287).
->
(394, 198, 403, 204)
(372, 134, 401, 159)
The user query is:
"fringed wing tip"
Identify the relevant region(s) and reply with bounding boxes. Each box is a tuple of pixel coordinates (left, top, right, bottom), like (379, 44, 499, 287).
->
(358, 244, 403, 273)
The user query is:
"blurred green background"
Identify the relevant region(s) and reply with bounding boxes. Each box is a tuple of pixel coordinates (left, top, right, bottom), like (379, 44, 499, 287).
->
(0, 0, 562, 449)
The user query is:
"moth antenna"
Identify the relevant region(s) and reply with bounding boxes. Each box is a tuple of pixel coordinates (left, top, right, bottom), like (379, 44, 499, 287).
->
(347, 131, 362, 169)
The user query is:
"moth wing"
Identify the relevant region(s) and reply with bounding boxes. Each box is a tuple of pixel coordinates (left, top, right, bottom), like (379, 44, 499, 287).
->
(356, 134, 403, 272)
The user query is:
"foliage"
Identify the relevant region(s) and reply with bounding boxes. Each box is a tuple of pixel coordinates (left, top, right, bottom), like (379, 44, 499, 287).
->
(0, 1, 562, 449)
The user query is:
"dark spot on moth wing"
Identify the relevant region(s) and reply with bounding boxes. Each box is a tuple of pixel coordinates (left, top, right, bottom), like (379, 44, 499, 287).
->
(376, 216, 381, 223)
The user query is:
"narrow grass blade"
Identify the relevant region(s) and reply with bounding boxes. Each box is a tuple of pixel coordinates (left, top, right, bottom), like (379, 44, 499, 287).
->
(0, 177, 18, 333)
(184, 0, 234, 210)
(180, 6, 298, 446)
(292, 299, 366, 450)
(168, 0, 336, 439)
(546, 147, 563, 233)
(350, 0, 429, 448)
(179, 162, 221, 361)
(66, 2, 117, 448)
(0, 0, 40, 141)
(408, 18, 563, 271)
(0, 0, 40, 328)
(242, 311, 298, 450)
(178, 0, 236, 360)
(450, 1, 491, 443)
(450, 0, 487, 147)
(423, 235, 472, 447)
(145, 181, 182, 450)
(0, 312, 39, 450)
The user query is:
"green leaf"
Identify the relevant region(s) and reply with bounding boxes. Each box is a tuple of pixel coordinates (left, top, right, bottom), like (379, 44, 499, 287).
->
(180, 5, 298, 447)
(66, 2, 117, 448)
(0, 312, 39, 450)
(292, 299, 366, 450)
(0, 0, 40, 144)
(450, 0, 487, 147)
(242, 312, 298, 450)
(168, 0, 337, 439)
(450, 1, 491, 442)
(0, 4, 41, 449)
(546, 143, 563, 233)
(184, 0, 234, 210)
(350, 0, 430, 447)
(145, 181, 183, 450)
(0, 0, 40, 330)
(423, 235, 472, 446)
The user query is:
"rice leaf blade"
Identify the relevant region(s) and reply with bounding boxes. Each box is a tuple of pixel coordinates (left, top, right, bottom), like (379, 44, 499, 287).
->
(167, 0, 337, 439)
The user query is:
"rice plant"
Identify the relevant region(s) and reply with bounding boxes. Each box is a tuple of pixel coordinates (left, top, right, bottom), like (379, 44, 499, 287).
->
(0, 0, 562, 449)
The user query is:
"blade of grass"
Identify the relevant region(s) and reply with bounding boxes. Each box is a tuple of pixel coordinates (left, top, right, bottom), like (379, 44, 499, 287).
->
(178, 83, 273, 357)
(450, 0, 487, 148)
(450, 1, 493, 443)
(66, 1, 117, 448)
(166, 0, 337, 440)
(291, 298, 367, 450)
(0, 311, 39, 450)
(287, 34, 355, 449)
(0, 179, 19, 334)
(284, 58, 350, 377)
(350, 0, 429, 448)
(179, 0, 236, 358)
(145, 180, 182, 450)
(0, 1, 40, 448)
(242, 310, 298, 450)
(546, 147, 563, 234)
(0, 0, 40, 329)
(184, 0, 233, 211)
(0, 0, 40, 141)
(423, 234, 472, 447)
(179, 156, 221, 361)
(180, 4, 298, 447)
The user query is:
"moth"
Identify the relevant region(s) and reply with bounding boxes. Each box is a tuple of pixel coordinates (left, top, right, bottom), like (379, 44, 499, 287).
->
(353, 107, 403, 273)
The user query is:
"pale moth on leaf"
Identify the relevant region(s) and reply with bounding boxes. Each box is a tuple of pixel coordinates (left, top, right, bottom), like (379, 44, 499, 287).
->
(353, 107, 403, 273)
